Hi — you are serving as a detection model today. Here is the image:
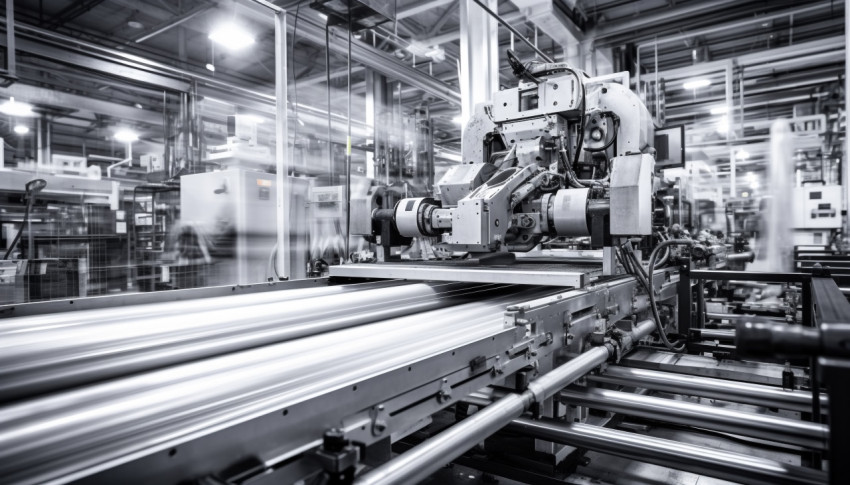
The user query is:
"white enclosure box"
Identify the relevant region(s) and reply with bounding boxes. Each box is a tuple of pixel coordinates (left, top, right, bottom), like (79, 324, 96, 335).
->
(792, 185, 842, 230)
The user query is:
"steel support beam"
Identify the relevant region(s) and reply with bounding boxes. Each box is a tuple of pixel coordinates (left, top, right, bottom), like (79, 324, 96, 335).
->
(295, 15, 460, 105)
(132, 3, 215, 43)
(0, 83, 163, 125)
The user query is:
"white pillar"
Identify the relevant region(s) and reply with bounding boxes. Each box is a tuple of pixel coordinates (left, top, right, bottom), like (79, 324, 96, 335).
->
(459, 0, 499, 131)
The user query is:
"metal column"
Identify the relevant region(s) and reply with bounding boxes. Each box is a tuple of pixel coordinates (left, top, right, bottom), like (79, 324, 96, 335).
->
(459, 0, 499, 130)
(274, 8, 290, 280)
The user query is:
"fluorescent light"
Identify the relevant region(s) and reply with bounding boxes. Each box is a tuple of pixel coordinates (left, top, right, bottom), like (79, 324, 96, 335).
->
(209, 23, 255, 50)
(13, 124, 29, 135)
(683, 79, 711, 90)
(710, 106, 728, 115)
(114, 130, 139, 143)
(205, 63, 216, 72)
(318, 13, 328, 21)
(0, 97, 34, 117)
(452, 115, 463, 124)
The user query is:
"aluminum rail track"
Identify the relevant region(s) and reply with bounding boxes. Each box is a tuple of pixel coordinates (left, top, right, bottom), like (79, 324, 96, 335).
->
(507, 418, 826, 485)
(588, 366, 828, 413)
(0, 286, 560, 485)
(0, 281, 505, 400)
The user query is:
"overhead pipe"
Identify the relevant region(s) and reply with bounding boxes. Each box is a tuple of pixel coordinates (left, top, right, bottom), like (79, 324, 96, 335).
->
(508, 419, 827, 485)
(353, 319, 657, 485)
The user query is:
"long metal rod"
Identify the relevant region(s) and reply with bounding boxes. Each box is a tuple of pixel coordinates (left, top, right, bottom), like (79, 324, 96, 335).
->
(558, 387, 828, 450)
(0, 282, 497, 400)
(508, 419, 827, 485)
(588, 366, 828, 414)
(274, 8, 290, 279)
(471, 0, 554, 63)
(354, 319, 656, 484)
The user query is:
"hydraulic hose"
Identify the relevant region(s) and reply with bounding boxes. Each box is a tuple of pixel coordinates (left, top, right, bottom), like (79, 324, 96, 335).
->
(646, 239, 695, 352)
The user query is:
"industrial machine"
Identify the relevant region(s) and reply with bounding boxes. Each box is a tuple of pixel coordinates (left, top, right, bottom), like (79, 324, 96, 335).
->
(0, 55, 841, 485)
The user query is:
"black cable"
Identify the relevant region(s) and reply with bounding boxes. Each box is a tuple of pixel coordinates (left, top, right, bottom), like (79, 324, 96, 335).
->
(584, 117, 619, 153)
(645, 239, 695, 352)
(572, 73, 586, 169)
(2, 200, 32, 260)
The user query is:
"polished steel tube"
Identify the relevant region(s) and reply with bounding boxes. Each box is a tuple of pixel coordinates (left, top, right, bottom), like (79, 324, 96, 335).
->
(692, 328, 736, 341)
(0, 280, 399, 332)
(0, 289, 556, 485)
(0, 282, 500, 400)
(558, 387, 828, 450)
(354, 319, 656, 485)
(507, 418, 827, 485)
(588, 366, 828, 413)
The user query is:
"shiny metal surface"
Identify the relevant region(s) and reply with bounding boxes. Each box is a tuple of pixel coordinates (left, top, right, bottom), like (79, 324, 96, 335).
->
(0, 281, 499, 400)
(589, 366, 827, 413)
(329, 262, 598, 287)
(0, 287, 556, 485)
(354, 319, 656, 485)
(559, 387, 828, 450)
(508, 418, 826, 485)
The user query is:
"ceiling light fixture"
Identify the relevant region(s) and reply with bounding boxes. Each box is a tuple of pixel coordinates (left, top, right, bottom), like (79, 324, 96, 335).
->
(13, 124, 29, 135)
(209, 22, 255, 50)
(127, 20, 144, 29)
(205, 63, 216, 72)
(683, 79, 711, 90)
(710, 106, 728, 115)
(114, 129, 139, 143)
(0, 97, 35, 117)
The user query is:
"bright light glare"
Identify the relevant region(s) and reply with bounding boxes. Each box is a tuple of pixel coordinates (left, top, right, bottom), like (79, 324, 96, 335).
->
(717, 116, 729, 134)
(13, 124, 29, 135)
(0, 97, 35, 117)
(209, 23, 255, 50)
(683, 79, 711, 90)
(205, 63, 216, 72)
(237, 114, 266, 125)
(710, 106, 728, 115)
(452, 115, 463, 124)
(114, 130, 139, 143)
(736, 149, 750, 161)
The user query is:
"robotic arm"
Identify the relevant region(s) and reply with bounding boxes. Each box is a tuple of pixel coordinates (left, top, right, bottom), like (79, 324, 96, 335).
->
(360, 54, 658, 259)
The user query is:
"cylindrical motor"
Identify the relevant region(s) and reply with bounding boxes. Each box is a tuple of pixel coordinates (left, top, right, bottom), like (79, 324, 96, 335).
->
(393, 197, 441, 237)
(546, 188, 591, 237)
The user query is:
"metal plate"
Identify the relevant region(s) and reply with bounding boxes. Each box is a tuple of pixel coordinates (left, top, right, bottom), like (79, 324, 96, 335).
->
(329, 262, 602, 287)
